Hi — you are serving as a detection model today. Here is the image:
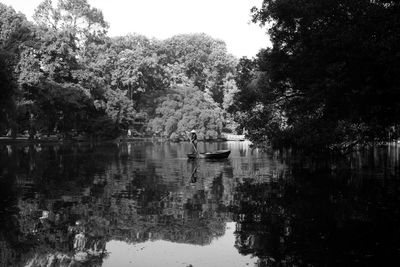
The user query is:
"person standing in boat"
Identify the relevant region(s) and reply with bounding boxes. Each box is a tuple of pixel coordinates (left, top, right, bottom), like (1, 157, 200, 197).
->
(190, 130, 198, 152)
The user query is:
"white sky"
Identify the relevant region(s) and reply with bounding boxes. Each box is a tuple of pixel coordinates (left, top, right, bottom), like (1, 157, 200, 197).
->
(0, 0, 270, 58)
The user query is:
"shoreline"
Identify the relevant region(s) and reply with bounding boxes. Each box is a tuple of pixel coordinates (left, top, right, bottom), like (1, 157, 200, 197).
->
(0, 135, 248, 145)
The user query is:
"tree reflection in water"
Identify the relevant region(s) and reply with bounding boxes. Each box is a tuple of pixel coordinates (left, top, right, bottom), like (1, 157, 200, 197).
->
(230, 145, 400, 266)
(1, 142, 400, 266)
(0, 142, 243, 266)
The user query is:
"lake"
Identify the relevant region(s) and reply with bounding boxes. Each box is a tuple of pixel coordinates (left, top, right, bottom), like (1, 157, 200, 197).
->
(1, 141, 400, 266)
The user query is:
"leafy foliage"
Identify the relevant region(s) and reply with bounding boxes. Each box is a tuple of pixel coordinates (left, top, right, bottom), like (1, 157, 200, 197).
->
(0, 1, 239, 140)
(0, 3, 34, 136)
(108, 35, 170, 110)
(148, 86, 224, 140)
(162, 34, 238, 104)
(233, 0, 400, 152)
(33, 0, 109, 47)
(102, 88, 136, 130)
(0, 52, 15, 132)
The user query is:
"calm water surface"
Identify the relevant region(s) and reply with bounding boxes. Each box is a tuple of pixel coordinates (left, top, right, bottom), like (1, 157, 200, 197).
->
(1, 141, 400, 266)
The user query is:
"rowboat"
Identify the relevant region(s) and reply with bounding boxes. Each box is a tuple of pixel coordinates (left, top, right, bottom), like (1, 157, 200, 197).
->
(187, 150, 231, 159)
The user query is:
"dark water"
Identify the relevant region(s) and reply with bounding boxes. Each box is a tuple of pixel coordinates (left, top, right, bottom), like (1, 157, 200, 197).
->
(1, 141, 400, 267)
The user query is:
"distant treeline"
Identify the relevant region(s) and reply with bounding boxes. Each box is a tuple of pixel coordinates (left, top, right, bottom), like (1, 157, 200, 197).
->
(0, 0, 239, 141)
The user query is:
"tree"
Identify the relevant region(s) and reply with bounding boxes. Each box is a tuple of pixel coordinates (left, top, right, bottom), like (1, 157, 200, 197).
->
(109, 35, 169, 111)
(33, 0, 108, 47)
(11, 0, 115, 137)
(102, 88, 137, 131)
(148, 86, 224, 140)
(0, 3, 32, 52)
(1, 2, 242, 139)
(0, 3, 34, 136)
(236, 0, 400, 152)
(16, 27, 89, 135)
(0, 52, 15, 134)
(230, 57, 260, 113)
(161, 34, 237, 105)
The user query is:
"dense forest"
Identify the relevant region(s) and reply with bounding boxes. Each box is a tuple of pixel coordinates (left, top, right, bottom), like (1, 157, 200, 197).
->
(232, 0, 400, 152)
(0, 0, 239, 141)
(1, 0, 400, 152)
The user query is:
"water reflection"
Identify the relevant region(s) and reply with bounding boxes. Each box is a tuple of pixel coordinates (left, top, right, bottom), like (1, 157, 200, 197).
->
(0, 142, 276, 267)
(1, 142, 400, 266)
(230, 145, 400, 266)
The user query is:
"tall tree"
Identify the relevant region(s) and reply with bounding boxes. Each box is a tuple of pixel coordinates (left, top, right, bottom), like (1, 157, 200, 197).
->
(236, 0, 400, 151)
(33, 0, 108, 47)
(9, 0, 114, 137)
(109, 35, 169, 111)
(0, 52, 15, 133)
(0, 3, 33, 136)
(148, 86, 224, 140)
(161, 34, 237, 104)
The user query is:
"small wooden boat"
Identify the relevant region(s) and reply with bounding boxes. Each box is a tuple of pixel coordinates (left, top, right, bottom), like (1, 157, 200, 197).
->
(187, 150, 231, 159)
